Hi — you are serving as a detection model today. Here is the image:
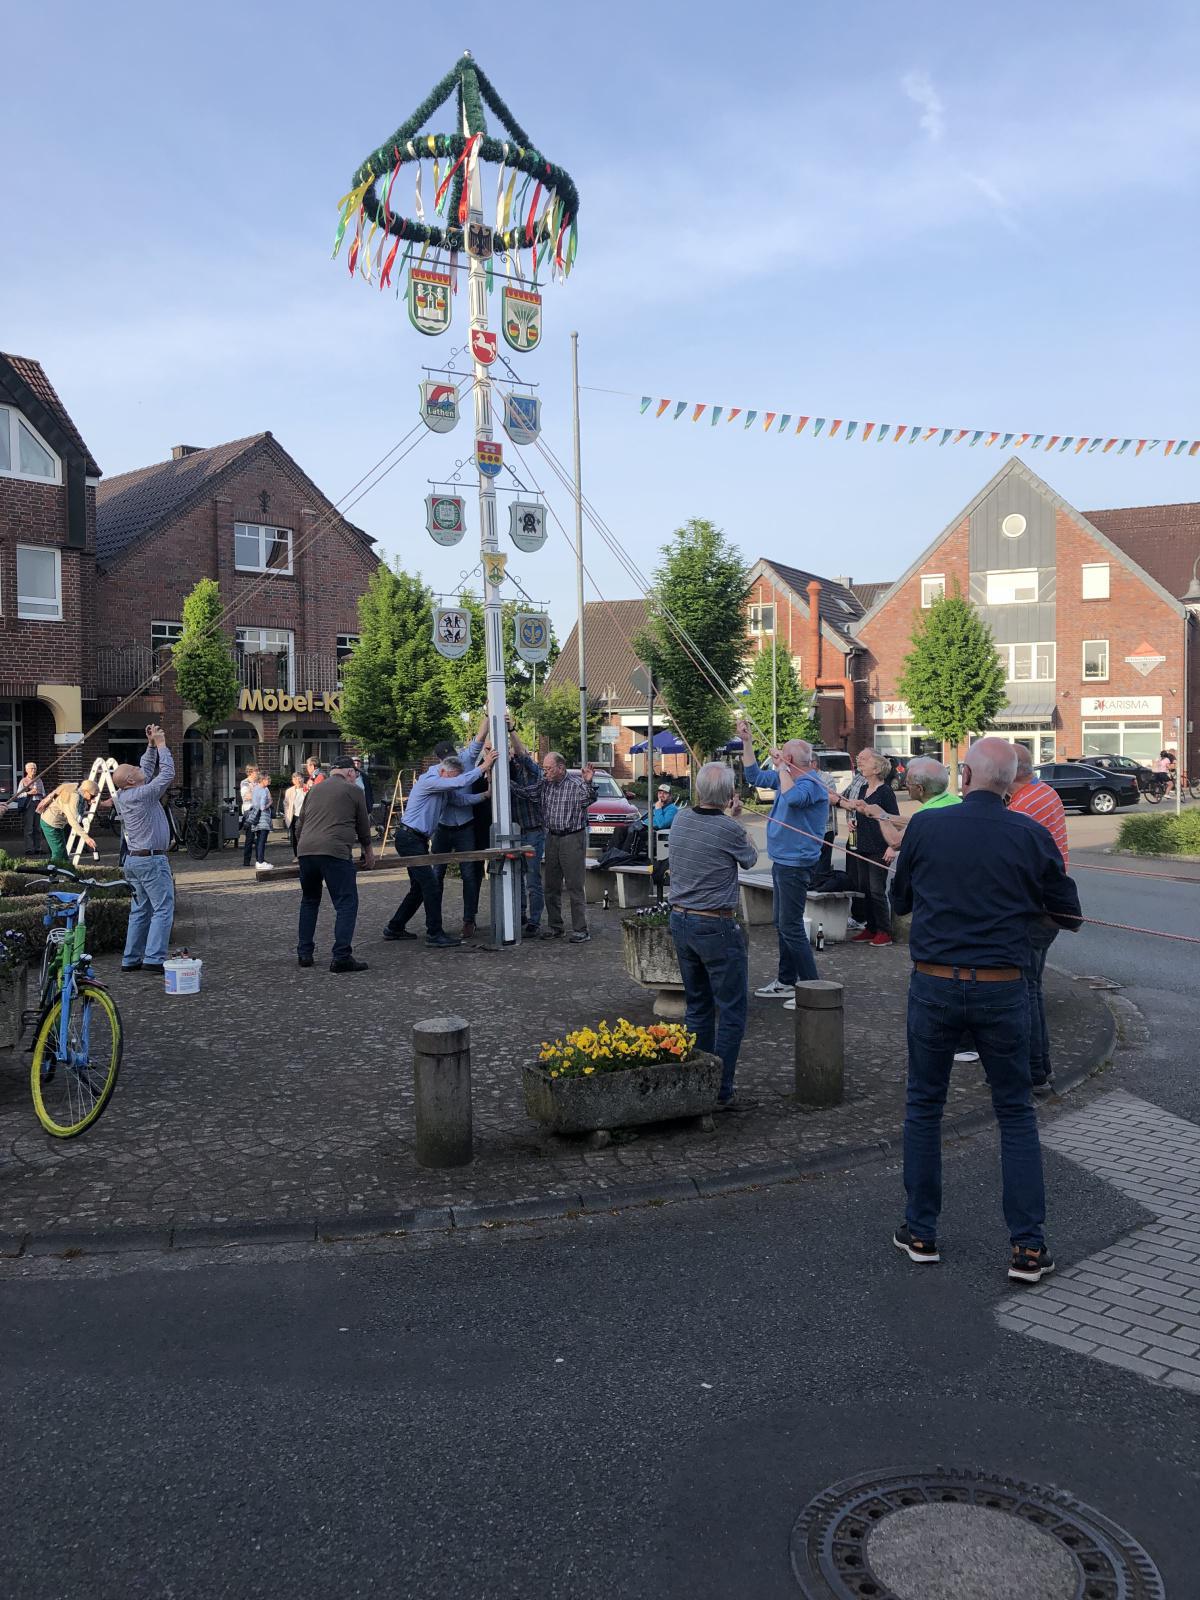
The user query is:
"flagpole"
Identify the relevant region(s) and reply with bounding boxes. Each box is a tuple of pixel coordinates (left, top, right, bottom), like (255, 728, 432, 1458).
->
(463, 77, 517, 942)
(571, 330, 587, 764)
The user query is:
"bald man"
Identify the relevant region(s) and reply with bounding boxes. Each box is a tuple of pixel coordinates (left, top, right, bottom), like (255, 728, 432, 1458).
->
(113, 725, 177, 974)
(890, 736, 1081, 1284)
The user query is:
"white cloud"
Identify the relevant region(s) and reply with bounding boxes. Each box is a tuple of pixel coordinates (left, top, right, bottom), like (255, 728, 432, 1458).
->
(901, 69, 946, 143)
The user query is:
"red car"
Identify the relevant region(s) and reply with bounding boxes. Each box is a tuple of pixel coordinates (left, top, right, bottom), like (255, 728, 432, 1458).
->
(569, 769, 641, 850)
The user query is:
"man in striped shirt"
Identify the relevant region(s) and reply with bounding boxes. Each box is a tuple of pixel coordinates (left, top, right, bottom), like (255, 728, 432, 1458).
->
(1007, 745, 1070, 1095)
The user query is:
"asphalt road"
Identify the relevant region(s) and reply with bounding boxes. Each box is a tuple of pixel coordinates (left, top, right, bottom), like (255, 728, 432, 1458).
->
(4, 1064, 1198, 1600)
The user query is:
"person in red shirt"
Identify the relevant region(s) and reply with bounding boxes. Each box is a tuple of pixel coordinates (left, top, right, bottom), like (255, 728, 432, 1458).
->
(1007, 745, 1069, 1095)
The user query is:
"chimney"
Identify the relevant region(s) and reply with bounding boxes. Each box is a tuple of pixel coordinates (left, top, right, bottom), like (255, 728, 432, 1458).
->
(171, 445, 202, 460)
(807, 579, 823, 681)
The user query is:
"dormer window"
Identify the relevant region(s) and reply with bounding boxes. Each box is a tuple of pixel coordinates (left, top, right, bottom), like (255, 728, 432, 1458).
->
(0, 406, 61, 484)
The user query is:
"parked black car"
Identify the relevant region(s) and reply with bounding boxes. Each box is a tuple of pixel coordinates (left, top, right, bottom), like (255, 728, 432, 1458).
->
(1068, 753, 1169, 803)
(1033, 762, 1140, 815)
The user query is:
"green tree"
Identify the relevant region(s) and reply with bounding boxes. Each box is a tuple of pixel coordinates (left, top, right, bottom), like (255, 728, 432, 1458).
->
(742, 644, 819, 747)
(172, 578, 239, 797)
(521, 684, 604, 759)
(337, 562, 452, 765)
(635, 518, 750, 759)
(440, 593, 560, 733)
(897, 589, 1007, 778)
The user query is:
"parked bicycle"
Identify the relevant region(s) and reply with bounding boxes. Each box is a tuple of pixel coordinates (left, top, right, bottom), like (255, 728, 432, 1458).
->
(3, 865, 130, 1137)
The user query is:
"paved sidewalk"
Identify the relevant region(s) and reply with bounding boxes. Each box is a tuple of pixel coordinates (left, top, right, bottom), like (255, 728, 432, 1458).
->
(0, 855, 1114, 1242)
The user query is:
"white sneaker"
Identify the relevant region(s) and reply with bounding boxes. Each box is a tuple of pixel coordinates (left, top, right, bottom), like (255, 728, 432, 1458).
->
(953, 1050, 980, 1064)
(754, 979, 793, 999)
(847, 917, 866, 932)
(256, 861, 275, 871)
(783, 998, 796, 1011)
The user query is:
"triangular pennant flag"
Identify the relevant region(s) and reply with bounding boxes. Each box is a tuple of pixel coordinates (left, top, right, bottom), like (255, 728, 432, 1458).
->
(1118, 440, 1131, 454)
(1087, 438, 1101, 452)
(1190, 441, 1200, 456)
(673, 401, 687, 420)
(711, 406, 723, 426)
(1174, 440, 1188, 455)
(969, 430, 983, 446)
(762, 412, 776, 431)
(1014, 433, 1030, 448)
(1000, 433, 1014, 449)
(795, 416, 810, 435)
(830, 419, 843, 437)
(1030, 435, 1044, 449)
(891, 423, 904, 441)
(640, 397, 653, 414)
(1135, 439, 1147, 455)
(939, 429, 952, 446)
(778, 414, 791, 432)
(845, 421, 858, 440)
(1164, 440, 1177, 455)
(727, 408, 741, 423)
(1147, 440, 1162, 451)
(655, 399, 670, 419)
(692, 403, 706, 423)
(986, 432, 1000, 447)
(1045, 436, 1060, 450)
(919, 427, 933, 442)
(1074, 438, 1089, 454)
(1059, 437, 1074, 451)
(745, 410, 758, 428)
(878, 424, 890, 443)
(813, 418, 826, 435)
(1102, 438, 1116, 452)
(862, 422, 875, 442)
(953, 429, 968, 445)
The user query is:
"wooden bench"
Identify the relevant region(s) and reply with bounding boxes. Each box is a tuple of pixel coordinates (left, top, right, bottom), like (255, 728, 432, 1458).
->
(737, 871, 854, 942)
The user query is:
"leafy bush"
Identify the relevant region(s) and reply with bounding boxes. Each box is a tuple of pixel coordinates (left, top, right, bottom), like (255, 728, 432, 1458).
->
(1117, 812, 1200, 856)
(0, 886, 132, 956)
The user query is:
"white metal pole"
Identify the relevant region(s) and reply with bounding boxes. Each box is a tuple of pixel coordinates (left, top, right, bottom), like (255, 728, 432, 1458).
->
(571, 331, 587, 765)
(463, 96, 516, 942)
(771, 630, 778, 748)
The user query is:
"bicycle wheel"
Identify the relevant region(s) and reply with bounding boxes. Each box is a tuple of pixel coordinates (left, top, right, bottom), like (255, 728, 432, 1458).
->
(30, 984, 122, 1137)
(1144, 782, 1164, 805)
(185, 817, 211, 861)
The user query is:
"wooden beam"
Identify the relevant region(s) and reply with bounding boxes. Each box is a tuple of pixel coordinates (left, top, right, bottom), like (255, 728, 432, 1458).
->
(251, 847, 533, 882)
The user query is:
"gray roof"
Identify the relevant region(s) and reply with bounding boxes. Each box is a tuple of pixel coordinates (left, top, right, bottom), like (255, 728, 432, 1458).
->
(0, 352, 101, 477)
(760, 561, 866, 643)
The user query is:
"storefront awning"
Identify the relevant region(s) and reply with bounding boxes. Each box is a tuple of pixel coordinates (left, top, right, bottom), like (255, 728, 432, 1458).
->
(994, 703, 1056, 723)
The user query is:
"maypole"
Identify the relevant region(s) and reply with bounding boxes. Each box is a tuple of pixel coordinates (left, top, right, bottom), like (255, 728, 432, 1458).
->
(331, 52, 581, 945)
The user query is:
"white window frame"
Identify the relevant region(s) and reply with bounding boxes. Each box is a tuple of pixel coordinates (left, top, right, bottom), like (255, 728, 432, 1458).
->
(748, 603, 776, 634)
(1082, 719, 1162, 762)
(236, 626, 295, 692)
(920, 575, 945, 608)
(1081, 563, 1110, 600)
(234, 521, 294, 575)
(0, 406, 62, 486)
(16, 544, 62, 621)
(1082, 639, 1109, 682)
(151, 620, 183, 648)
(998, 641, 1055, 683)
(984, 568, 1039, 605)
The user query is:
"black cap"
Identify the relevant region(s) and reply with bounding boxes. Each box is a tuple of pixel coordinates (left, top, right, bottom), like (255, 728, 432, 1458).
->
(329, 755, 356, 771)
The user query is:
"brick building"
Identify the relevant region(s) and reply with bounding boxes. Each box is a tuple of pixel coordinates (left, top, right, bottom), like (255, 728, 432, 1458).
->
(94, 433, 380, 791)
(743, 560, 889, 749)
(0, 352, 102, 795)
(853, 459, 1197, 772)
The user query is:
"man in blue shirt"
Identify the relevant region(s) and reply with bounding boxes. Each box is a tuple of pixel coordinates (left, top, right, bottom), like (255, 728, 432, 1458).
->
(890, 736, 1081, 1284)
(735, 718, 829, 1004)
(651, 785, 679, 830)
(383, 744, 496, 948)
(433, 718, 491, 938)
(113, 724, 177, 974)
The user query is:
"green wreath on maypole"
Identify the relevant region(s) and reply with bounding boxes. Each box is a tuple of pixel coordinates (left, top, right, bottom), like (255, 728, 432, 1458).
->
(332, 52, 580, 293)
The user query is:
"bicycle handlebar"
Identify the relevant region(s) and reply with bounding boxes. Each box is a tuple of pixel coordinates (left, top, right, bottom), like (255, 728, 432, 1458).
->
(29, 866, 133, 892)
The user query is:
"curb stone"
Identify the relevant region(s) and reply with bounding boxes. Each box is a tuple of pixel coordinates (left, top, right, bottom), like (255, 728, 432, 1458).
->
(1, 980, 1122, 1263)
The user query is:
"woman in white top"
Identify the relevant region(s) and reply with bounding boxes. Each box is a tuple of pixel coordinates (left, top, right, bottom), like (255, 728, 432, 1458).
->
(282, 772, 306, 857)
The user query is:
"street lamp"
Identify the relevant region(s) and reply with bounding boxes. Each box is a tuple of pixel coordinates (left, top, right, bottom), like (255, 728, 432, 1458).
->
(1183, 554, 1200, 605)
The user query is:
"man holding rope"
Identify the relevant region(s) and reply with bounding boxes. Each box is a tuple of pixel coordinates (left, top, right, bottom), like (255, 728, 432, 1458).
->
(736, 718, 829, 1008)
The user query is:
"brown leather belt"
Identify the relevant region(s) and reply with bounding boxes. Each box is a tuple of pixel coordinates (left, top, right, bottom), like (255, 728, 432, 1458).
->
(128, 848, 168, 857)
(671, 905, 735, 919)
(915, 961, 1021, 982)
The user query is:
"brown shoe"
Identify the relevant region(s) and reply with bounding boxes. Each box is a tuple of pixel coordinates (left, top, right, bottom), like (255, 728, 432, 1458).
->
(461, 920, 476, 938)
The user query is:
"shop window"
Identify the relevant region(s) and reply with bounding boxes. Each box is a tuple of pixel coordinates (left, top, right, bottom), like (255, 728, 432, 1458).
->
(1082, 720, 1161, 763)
(984, 569, 1038, 605)
(1081, 563, 1110, 600)
(1082, 640, 1109, 681)
(920, 575, 945, 608)
(16, 545, 62, 620)
(234, 522, 293, 574)
(0, 407, 61, 483)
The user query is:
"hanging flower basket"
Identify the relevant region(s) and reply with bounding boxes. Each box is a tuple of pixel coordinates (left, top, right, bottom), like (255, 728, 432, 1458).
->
(523, 1019, 720, 1134)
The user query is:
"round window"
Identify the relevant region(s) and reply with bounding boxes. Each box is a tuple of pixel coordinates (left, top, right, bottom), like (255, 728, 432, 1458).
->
(1002, 513, 1027, 539)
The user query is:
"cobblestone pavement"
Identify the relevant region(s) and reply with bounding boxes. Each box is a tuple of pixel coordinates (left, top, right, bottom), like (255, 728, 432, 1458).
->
(997, 1091, 1200, 1395)
(0, 853, 1114, 1239)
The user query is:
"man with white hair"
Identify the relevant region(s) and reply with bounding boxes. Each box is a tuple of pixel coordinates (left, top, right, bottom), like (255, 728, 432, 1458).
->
(890, 736, 1081, 1284)
(667, 762, 760, 1107)
(736, 717, 829, 1005)
(113, 724, 177, 975)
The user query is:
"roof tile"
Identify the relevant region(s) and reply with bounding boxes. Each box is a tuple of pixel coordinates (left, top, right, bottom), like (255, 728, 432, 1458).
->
(0, 352, 101, 477)
(544, 599, 650, 708)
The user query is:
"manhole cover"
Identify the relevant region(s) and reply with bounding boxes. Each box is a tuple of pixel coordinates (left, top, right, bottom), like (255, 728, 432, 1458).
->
(790, 1469, 1164, 1600)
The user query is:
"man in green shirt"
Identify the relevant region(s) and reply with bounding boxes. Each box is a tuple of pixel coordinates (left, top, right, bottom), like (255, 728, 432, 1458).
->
(862, 756, 960, 855)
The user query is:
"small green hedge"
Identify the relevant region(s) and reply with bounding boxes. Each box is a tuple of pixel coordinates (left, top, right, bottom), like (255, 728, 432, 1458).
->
(0, 881, 132, 957)
(1116, 811, 1200, 856)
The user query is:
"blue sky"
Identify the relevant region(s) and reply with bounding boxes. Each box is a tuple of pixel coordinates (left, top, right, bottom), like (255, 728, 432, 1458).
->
(6, 1, 1200, 634)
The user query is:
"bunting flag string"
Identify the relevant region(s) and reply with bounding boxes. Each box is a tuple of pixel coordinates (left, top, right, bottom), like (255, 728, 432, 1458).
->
(636, 396, 1197, 459)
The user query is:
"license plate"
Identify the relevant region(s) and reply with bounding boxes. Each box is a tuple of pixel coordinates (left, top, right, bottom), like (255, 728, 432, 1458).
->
(589, 824, 615, 835)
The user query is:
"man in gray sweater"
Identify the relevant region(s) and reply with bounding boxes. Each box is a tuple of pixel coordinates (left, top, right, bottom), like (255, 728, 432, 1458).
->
(295, 756, 375, 973)
(668, 762, 759, 1107)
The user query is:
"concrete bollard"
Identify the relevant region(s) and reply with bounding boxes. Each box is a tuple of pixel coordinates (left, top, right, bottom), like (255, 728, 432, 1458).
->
(412, 1015, 473, 1168)
(793, 980, 844, 1107)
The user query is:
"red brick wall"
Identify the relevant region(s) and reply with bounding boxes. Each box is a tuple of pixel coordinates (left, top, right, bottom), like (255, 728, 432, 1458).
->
(0, 476, 96, 697)
(743, 573, 855, 748)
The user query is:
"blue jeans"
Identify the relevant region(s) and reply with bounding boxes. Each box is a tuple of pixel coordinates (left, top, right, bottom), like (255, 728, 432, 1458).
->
(904, 971, 1045, 1248)
(1026, 922, 1059, 1084)
(670, 912, 749, 1101)
(123, 854, 176, 966)
(520, 827, 546, 927)
(434, 820, 483, 923)
(772, 861, 819, 985)
(297, 855, 359, 962)
(388, 825, 443, 937)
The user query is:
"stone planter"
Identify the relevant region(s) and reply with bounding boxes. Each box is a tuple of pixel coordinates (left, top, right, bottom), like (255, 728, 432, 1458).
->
(523, 1049, 722, 1134)
(0, 961, 29, 1052)
(621, 916, 685, 1019)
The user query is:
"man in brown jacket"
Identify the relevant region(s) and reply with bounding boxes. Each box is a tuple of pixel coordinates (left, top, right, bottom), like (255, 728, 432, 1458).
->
(295, 755, 375, 972)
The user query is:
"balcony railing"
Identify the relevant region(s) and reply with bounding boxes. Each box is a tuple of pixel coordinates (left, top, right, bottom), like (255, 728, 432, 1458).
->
(96, 645, 170, 695)
(96, 646, 341, 702)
